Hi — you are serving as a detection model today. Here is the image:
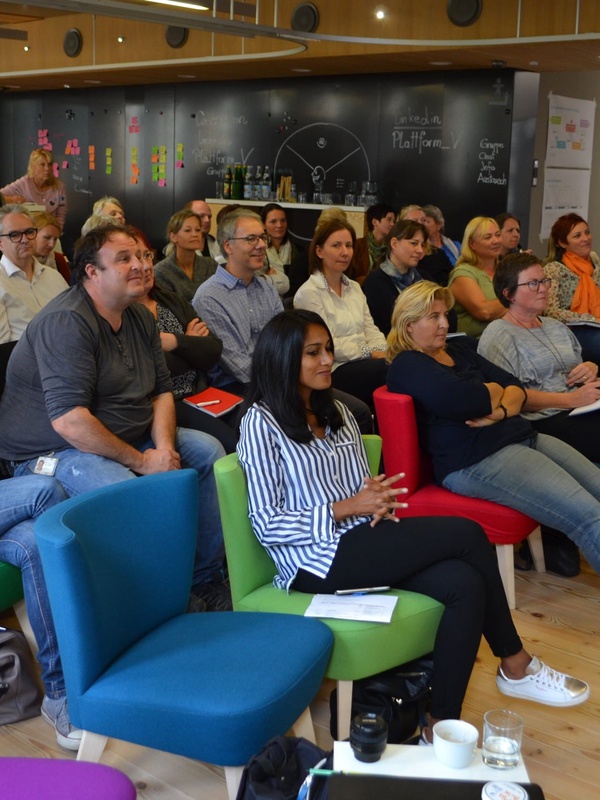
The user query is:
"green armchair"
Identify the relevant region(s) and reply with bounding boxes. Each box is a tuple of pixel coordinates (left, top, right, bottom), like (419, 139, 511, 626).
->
(213, 435, 444, 740)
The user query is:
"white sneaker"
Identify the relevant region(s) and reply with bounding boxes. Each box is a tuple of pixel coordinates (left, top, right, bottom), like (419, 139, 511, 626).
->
(41, 695, 83, 751)
(496, 655, 590, 707)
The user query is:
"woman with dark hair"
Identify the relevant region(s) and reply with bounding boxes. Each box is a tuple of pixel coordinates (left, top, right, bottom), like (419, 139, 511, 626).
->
(259, 203, 295, 296)
(479, 252, 600, 459)
(362, 218, 432, 336)
(495, 213, 531, 258)
(154, 209, 218, 303)
(544, 213, 600, 363)
(133, 229, 236, 453)
(293, 218, 388, 407)
(479, 251, 600, 575)
(353, 203, 396, 284)
(238, 308, 589, 742)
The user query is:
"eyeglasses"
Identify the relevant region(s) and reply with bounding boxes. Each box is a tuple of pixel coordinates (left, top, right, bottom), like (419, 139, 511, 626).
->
(516, 277, 553, 292)
(228, 234, 270, 246)
(0, 227, 37, 243)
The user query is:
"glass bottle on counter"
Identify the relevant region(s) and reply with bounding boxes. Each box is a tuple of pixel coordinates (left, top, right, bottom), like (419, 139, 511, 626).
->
(253, 166, 262, 199)
(223, 165, 233, 199)
(231, 163, 244, 200)
(243, 165, 254, 200)
(261, 166, 271, 200)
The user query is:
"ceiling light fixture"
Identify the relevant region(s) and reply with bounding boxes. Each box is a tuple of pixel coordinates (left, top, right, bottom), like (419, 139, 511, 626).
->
(375, 9, 385, 20)
(117, 36, 125, 42)
(144, 0, 209, 11)
(23, 45, 29, 51)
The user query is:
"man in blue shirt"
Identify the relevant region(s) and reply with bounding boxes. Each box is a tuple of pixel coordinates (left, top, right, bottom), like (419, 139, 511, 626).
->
(193, 208, 373, 432)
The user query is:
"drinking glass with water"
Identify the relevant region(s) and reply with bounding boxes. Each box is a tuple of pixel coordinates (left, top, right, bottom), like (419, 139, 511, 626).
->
(482, 709, 524, 768)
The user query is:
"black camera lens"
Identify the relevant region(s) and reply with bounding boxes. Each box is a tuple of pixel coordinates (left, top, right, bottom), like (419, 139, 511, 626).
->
(349, 712, 388, 762)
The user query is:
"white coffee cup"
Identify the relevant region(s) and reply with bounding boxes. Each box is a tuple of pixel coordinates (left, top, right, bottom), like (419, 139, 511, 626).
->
(432, 719, 478, 769)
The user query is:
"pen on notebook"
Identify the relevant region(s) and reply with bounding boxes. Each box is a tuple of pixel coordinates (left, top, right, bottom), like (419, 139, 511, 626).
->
(196, 400, 221, 408)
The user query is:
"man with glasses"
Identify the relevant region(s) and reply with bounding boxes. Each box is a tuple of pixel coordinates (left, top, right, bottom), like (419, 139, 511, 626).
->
(192, 208, 281, 393)
(0, 204, 67, 343)
(192, 209, 373, 432)
(0, 223, 230, 611)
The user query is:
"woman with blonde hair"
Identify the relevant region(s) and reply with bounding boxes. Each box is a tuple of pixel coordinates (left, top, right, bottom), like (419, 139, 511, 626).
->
(1, 149, 67, 229)
(92, 196, 125, 224)
(448, 216, 506, 337)
(386, 279, 600, 589)
(154, 209, 218, 303)
(31, 210, 70, 282)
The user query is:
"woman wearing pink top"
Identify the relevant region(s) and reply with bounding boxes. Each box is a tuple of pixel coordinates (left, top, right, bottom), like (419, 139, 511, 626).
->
(1, 149, 67, 230)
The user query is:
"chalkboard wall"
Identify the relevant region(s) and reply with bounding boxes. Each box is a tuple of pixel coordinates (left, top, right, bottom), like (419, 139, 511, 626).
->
(0, 69, 533, 256)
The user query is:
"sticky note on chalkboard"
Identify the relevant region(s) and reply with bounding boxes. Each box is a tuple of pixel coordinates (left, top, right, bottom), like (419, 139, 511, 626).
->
(176, 161, 184, 169)
(62, 161, 68, 169)
(106, 166, 112, 175)
(106, 148, 112, 156)
(158, 179, 166, 187)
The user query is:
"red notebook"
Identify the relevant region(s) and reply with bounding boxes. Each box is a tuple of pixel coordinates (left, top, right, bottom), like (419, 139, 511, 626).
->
(183, 386, 244, 417)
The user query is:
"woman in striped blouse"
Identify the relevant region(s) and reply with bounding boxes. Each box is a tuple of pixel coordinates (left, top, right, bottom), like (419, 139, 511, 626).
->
(237, 309, 586, 741)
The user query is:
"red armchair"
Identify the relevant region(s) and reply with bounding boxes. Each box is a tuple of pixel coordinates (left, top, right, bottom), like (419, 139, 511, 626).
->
(373, 387, 545, 609)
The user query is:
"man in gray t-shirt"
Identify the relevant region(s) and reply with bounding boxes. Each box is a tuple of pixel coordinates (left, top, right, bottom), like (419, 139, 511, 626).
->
(0, 224, 229, 609)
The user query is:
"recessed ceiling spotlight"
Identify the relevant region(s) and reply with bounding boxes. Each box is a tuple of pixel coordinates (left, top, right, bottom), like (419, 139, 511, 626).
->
(429, 61, 453, 66)
(291, 68, 312, 73)
(177, 74, 197, 78)
(529, 61, 539, 66)
(117, 36, 125, 43)
(64, 84, 70, 88)
(23, 45, 29, 52)
(376, 9, 385, 19)
(84, 80, 102, 84)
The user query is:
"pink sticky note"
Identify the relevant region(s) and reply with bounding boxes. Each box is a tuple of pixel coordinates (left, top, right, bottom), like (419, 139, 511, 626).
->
(62, 161, 68, 169)
(175, 160, 184, 168)
(132, 116, 138, 124)
(158, 179, 166, 187)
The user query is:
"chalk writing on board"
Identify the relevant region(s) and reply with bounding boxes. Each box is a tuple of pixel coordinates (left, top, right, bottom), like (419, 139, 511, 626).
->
(274, 123, 371, 189)
(191, 108, 251, 177)
(477, 138, 507, 185)
(391, 106, 463, 154)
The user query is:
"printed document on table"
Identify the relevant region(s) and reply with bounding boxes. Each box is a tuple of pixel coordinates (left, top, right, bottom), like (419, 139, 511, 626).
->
(304, 594, 398, 623)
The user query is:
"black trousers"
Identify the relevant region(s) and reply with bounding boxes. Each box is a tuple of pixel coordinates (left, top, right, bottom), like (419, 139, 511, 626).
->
(293, 517, 522, 720)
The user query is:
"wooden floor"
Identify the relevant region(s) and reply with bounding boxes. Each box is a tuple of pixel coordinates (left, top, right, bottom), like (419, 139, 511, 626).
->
(1, 559, 599, 800)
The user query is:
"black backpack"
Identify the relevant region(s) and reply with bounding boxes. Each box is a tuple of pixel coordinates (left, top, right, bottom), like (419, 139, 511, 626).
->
(329, 654, 433, 743)
(235, 736, 333, 800)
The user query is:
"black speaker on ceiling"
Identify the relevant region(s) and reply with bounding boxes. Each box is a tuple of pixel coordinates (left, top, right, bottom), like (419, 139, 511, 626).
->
(447, 0, 482, 27)
(63, 28, 83, 58)
(165, 26, 189, 49)
(291, 3, 319, 33)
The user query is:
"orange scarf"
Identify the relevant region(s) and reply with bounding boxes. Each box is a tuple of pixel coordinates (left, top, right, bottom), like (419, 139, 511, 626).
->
(562, 251, 600, 317)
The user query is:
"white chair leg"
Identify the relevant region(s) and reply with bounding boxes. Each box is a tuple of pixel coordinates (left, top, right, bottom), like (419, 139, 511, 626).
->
(225, 766, 245, 800)
(337, 680, 353, 741)
(496, 544, 516, 610)
(290, 705, 316, 743)
(13, 598, 38, 656)
(76, 731, 108, 762)
(528, 526, 546, 573)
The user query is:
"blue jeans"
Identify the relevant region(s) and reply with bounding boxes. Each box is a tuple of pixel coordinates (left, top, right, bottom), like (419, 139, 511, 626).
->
(0, 476, 68, 698)
(443, 433, 600, 574)
(13, 427, 226, 586)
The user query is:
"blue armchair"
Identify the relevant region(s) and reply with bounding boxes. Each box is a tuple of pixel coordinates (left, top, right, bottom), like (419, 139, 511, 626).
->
(35, 470, 333, 799)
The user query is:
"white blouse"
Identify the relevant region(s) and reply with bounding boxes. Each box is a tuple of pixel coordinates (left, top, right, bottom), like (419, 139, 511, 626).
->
(293, 272, 386, 369)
